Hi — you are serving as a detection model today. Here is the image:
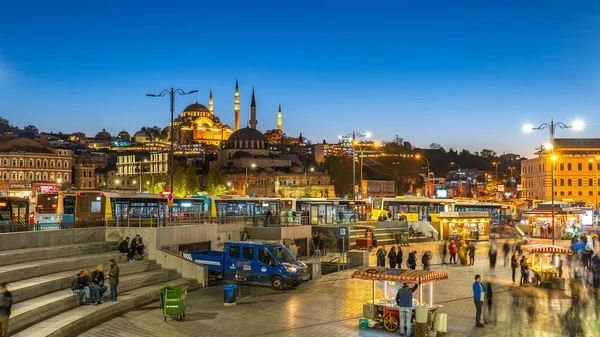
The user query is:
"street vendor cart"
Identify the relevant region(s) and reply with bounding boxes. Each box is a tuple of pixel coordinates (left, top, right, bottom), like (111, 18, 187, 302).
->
(354, 225, 377, 251)
(352, 267, 448, 333)
(522, 244, 573, 288)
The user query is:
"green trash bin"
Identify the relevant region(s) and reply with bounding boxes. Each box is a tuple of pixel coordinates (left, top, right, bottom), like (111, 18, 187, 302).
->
(160, 285, 188, 321)
(398, 233, 409, 246)
(554, 277, 566, 291)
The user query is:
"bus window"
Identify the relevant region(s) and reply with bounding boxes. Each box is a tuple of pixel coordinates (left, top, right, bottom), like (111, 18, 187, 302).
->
(37, 194, 58, 213)
(0, 201, 9, 220)
(64, 196, 75, 215)
(91, 201, 102, 213)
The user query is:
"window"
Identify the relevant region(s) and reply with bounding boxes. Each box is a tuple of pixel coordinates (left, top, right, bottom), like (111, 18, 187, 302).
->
(560, 163, 564, 171)
(36, 159, 40, 167)
(242, 247, 254, 260)
(2, 159, 6, 166)
(578, 163, 582, 170)
(88, 181, 92, 187)
(590, 191, 594, 196)
(292, 180, 296, 185)
(57, 173, 62, 180)
(43, 172, 48, 180)
(19, 159, 24, 167)
(43, 160, 47, 168)
(91, 201, 102, 213)
(57, 161, 61, 168)
(578, 191, 583, 196)
(555, 192, 557, 196)
(568, 191, 572, 196)
(258, 248, 275, 266)
(18, 172, 24, 180)
(36, 172, 41, 180)
(28, 172, 34, 180)
(11, 159, 16, 166)
(560, 179, 564, 186)
(64, 161, 69, 169)
(28, 159, 33, 167)
(88, 170, 93, 177)
(578, 179, 582, 187)
(567, 163, 572, 171)
(83, 171, 87, 178)
(567, 179, 572, 187)
(228, 246, 240, 259)
(589, 163, 593, 171)
(11, 172, 16, 180)
(2, 173, 6, 180)
(50, 160, 55, 168)
(317, 180, 321, 185)
(560, 191, 564, 196)
(64, 174, 68, 182)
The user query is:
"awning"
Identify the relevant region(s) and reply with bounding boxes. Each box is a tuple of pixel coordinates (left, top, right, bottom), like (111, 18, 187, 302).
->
(351, 267, 448, 283)
(521, 244, 574, 254)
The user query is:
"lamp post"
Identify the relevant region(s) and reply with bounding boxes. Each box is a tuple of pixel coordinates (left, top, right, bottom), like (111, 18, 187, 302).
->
(590, 155, 600, 228)
(523, 119, 584, 246)
(339, 131, 371, 201)
(492, 162, 500, 179)
(507, 166, 516, 190)
(146, 86, 198, 198)
(415, 154, 431, 197)
(450, 162, 462, 196)
(354, 141, 379, 199)
(245, 163, 256, 195)
(304, 167, 315, 197)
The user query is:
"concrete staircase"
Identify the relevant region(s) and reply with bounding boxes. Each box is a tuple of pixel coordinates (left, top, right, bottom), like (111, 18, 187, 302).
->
(0, 241, 198, 337)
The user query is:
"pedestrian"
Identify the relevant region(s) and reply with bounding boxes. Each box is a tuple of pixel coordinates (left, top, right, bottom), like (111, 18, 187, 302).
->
(483, 275, 497, 326)
(449, 240, 457, 264)
(396, 282, 418, 337)
(472, 274, 487, 327)
(468, 242, 476, 266)
(422, 251, 431, 271)
(520, 256, 529, 286)
(516, 240, 523, 257)
(460, 242, 468, 265)
(388, 247, 398, 269)
(557, 256, 563, 278)
(91, 265, 107, 301)
(442, 240, 448, 265)
(0, 283, 12, 337)
(488, 243, 497, 271)
(71, 270, 92, 304)
(376, 246, 386, 267)
(511, 252, 519, 284)
(502, 240, 510, 267)
(407, 250, 417, 270)
(397, 245, 403, 267)
(106, 259, 120, 302)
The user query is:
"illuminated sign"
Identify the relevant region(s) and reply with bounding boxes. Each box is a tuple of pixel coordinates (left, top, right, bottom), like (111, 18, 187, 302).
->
(435, 189, 449, 199)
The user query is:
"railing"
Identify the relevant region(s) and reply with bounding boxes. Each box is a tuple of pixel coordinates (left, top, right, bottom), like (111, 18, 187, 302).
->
(0, 221, 104, 233)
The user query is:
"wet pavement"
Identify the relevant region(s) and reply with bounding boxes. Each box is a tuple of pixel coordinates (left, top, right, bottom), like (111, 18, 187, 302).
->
(82, 239, 599, 337)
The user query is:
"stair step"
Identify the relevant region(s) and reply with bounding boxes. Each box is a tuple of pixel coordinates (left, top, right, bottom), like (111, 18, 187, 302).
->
(9, 260, 160, 303)
(13, 278, 199, 337)
(0, 251, 128, 284)
(9, 268, 182, 335)
(0, 241, 118, 267)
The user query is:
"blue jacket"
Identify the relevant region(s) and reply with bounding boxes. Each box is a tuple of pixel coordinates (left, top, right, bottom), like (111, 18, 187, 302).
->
(472, 281, 487, 301)
(396, 284, 418, 307)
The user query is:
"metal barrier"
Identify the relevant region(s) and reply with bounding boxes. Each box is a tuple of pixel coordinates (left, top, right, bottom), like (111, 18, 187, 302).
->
(0, 221, 103, 233)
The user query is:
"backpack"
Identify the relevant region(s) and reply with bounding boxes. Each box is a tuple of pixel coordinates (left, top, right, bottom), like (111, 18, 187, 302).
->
(71, 277, 80, 291)
(377, 249, 386, 259)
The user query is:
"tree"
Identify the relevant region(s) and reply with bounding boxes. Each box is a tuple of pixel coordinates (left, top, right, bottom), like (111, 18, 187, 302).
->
(184, 166, 200, 196)
(0, 117, 12, 133)
(24, 125, 39, 133)
(172, 165, 200, 197)
(207, 165, 227, 196)
(264, 129, 283, 144)
(145, 175, 167, 194)
(430, 143, 442, 150)
(320, 155, 354, 197)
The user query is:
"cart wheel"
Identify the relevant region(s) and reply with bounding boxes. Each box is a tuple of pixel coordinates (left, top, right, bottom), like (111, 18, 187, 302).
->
(383, 313, 399, 332)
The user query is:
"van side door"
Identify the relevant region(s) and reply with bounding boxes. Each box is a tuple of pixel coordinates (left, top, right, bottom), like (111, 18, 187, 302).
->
(254, 247, 279, 284)
(224, 244, 241, 281)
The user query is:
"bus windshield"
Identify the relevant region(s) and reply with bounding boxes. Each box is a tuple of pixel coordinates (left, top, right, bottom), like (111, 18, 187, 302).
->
(268, 245, 297, 264)
(37, 194, 59, 213)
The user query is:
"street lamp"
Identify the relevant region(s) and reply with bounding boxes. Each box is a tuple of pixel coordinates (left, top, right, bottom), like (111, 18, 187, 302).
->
(354, 141, 379, 199)
(507, 166, 516, 188)
(590, 156, 600, 228)
(415, 154, 431, 197)
(245, 163, 256, 195)
(339, 131, 371, 200)
(492, 162, 500, 178)
(146, 86, 198, 199)
(523, 119, 584, 245)
(227, 181, 232, 194)
(450, 162, 462, 196)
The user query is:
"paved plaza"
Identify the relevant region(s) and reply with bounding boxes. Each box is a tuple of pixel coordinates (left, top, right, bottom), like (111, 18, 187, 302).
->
(82, 240, 598, 337)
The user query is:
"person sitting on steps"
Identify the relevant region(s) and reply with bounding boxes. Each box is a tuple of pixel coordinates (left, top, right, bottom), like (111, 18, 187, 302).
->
(118, 237, 130, 254)
(128, 234, 144, 262)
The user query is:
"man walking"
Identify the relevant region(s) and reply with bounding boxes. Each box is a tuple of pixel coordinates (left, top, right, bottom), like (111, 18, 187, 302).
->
(441, 240, 448, 265)
(407, 250, 417, 270)
(472, 274, 487, 328)
(396, 282, 418, 337)
(376, 246, 386, 267)
(502, 240, 510, 267)
(107, 259, 120, 302)
(511, 252, 519, 284)
(483, 275, 497, 325)
(0, 283, 12, 337)
(488, 243, 497, 271)
(468, 242, 476, 266)
(397, 245, 404, 267)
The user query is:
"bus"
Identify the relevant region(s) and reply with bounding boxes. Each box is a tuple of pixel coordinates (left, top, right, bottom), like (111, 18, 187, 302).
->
(34, 193, 76, 225)
(0, 197, 30, 229)
(373, 197, 456, 222)
(280, 198, 338, 225)
(336, 199, 372, 222)
(75, 191, 168, 226)
(454, 201, 511, 224)
(210, 195, 281, 225)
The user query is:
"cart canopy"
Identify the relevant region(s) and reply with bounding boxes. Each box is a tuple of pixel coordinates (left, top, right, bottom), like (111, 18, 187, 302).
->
(352, 267, 448, 283)
(521, 244, 573, 255)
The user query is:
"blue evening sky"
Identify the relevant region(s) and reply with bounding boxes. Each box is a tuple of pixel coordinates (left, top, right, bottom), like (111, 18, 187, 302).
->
(1, 0, 600, 157)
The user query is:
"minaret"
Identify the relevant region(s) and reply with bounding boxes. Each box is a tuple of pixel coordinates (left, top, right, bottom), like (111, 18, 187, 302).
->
(209, 90, 214, 114)
(277, 104, 282, 132)
(249, 87, 257, 129)
(234, 80, 240, 131)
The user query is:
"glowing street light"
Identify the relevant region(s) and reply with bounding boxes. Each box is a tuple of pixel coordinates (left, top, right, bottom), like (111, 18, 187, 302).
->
(414, 154, 431, 197)
(340, 131, 372, 200)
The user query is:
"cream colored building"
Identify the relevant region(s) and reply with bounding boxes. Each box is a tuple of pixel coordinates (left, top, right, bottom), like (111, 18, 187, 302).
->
(521, 138, 600, 207)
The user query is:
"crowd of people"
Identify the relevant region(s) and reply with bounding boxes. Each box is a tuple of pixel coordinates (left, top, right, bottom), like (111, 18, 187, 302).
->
(70, 259, 120, 305)
(375, 245, 432, 271)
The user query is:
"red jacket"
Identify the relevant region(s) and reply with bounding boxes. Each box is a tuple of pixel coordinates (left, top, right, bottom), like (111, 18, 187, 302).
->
(449, 244, 457, 254)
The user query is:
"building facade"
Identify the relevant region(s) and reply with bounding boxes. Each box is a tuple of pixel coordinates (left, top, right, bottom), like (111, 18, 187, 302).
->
(73, 165, 97, 190)
(0, 138, 73, 198)
(116, 152, 169, 190)
(521, 138, 600, 208)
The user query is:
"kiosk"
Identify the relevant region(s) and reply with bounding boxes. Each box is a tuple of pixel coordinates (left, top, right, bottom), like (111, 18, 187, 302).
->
(521, 244, 573, 287)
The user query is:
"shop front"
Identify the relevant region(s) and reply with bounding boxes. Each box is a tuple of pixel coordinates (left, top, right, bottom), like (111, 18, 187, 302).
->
(439, 211, 491, 241)
(523, 203, 584, 239)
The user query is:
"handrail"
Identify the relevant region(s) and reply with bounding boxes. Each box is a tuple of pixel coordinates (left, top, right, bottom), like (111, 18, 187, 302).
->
(156, 247, 209, 288)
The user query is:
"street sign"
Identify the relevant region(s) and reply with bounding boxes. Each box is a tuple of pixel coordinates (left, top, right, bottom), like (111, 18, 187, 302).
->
(338, 226, 348, 237)
(167, 194, 173, 208)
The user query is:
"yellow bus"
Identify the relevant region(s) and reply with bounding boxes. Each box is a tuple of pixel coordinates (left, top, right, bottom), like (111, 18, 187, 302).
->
(373, 197, 456, 222)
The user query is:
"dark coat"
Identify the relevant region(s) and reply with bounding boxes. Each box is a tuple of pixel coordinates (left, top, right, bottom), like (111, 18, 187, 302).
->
(388, 250, 397, 264)
(0, 290, 12, 316)
(118, 240, 130, 253)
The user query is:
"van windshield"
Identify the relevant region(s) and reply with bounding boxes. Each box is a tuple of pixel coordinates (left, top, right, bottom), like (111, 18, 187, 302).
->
(268, 246, 296, 264)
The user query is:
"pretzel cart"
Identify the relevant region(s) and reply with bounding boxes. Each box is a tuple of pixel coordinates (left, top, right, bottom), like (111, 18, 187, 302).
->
(521, 244, 573, 289)
(354, 225, 377, 251)
(352, 267, 448, 333)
